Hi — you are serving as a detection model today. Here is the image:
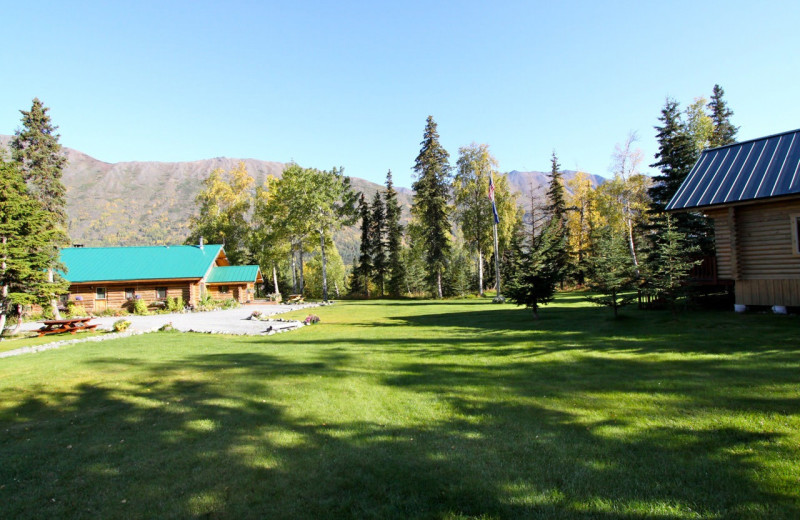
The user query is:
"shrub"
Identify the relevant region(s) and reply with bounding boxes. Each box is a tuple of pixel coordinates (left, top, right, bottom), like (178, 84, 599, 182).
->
(132, 297, 149, 315)
(250, 310, 262, 320)
(219, 298, 240, 310)
(159, 322, 175, 332)
(268, 293, 282, 303)
(303, 314, 320, 325)
(166, 296, 185, 313)
(67, 303, 89, 316)
(113, 319, 131, 332)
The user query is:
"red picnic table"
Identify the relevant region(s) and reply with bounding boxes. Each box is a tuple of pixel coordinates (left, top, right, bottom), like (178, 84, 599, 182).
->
(37, 318, 98, 337)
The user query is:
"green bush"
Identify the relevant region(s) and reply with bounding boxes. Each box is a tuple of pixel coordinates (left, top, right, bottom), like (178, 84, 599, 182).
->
(219, 298, 240, 310)
(67, 302, 89, 316)
(113, 319, 131, 332)
(132, 298, 149, 316)
(166, 296, 185, 312)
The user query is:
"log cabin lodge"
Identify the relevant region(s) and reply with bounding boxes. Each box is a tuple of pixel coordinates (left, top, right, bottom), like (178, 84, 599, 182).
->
(667, 128, 800, 312)
(59, 243, 263, 312)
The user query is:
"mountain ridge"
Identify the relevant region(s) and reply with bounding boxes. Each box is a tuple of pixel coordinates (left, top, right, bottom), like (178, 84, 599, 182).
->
(0, 135, 603, 260)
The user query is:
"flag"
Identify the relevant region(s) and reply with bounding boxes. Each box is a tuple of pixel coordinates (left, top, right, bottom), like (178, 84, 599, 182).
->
(489, 173, 500, 224)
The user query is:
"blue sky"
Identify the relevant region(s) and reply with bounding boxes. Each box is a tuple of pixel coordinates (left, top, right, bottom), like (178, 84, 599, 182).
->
(2, 1, 799, 189)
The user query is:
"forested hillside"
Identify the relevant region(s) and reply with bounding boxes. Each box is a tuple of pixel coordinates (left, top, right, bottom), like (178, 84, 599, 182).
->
(0, 135, 601, 264)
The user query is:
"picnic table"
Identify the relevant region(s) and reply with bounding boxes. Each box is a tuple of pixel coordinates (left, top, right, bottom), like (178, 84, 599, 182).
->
(37, 317, 98, 337)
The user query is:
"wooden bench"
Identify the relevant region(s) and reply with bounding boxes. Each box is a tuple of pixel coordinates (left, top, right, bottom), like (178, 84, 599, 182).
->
(37, 318, 98, 337)
(286, 294, 304, 304)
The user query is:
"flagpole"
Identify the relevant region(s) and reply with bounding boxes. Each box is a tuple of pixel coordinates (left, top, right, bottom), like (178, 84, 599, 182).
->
(489, 172, 502, 298)
(492, 217, 501, 297)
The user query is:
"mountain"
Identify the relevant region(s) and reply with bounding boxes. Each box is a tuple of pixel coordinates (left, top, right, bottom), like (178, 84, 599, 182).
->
(0, 135, 603, 263)
(505, 169, 606, 201)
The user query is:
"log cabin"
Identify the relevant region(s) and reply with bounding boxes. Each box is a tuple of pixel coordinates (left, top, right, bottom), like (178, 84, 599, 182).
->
(59, 243, 263, 312)
(666, 128, 800, 312)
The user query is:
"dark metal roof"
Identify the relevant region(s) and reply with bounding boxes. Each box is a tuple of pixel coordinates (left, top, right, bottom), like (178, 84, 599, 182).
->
(666, 128, 800, 210)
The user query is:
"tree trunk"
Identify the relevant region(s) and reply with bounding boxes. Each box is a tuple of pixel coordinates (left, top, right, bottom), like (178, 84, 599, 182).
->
(272, 264, 280, 296)
(12, 305, 23, 335)
(1, 241, 7, 335)
(437, 269, 443, 299)
(291, 249, 298, 294)
(49, 269, 61, 320)
(298, 248, 305, 295)
(477, 248, 484, 296)
(334, 281, 340, 298)
(320, 229, 329, 302)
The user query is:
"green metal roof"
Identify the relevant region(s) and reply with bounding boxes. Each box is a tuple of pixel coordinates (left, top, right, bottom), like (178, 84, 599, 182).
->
(206, 265, 262, 284)
(59, 245, 224, 283)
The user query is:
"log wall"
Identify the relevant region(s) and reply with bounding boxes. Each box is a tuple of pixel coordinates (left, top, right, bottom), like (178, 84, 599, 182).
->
(69, 281, 199, 312)
(706, 198, 800, 306)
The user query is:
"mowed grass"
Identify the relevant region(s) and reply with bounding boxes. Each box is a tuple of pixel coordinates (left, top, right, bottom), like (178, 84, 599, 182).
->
(1, 295, 799, 519)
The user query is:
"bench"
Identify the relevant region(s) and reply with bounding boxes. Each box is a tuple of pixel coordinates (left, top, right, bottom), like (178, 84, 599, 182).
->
(286, 294, 304, 304)
(37, 318, 98, 337)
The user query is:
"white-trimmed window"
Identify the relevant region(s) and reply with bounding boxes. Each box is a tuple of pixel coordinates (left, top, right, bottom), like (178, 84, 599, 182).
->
(125, 288, 136, 300)
(96, 287, 106, 300)
(219, 285, 229, 294)
(792, 214, 800, 256)
(156, 287, 168, 299)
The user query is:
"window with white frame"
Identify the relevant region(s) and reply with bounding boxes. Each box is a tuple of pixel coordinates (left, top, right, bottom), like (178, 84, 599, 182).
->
(156, 287, 167, 299)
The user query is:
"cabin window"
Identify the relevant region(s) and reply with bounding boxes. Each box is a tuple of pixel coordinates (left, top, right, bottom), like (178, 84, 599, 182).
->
(219, 285, 229, 294)
(156, 287, 168, 299)
(125, 288, 136, 300)
(792, 214, 800, 256)
(96, 287, 106, 300)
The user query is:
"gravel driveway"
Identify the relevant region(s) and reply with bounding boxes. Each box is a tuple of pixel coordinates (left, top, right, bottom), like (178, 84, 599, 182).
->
(18, 302, 323, 336)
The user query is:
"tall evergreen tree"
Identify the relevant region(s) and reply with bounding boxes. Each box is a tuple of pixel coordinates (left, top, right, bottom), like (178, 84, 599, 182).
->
(384, 170, 406, 297)
(708, 84, 738, 148)
(546, 151, 567, 224)
(11, 98, 68, 223)
(354, 193, 373, 298)
(370, 191, 387, 296)
(10, 98, 70, 318)
(649, 99, 698, 214)
(649, 98, 712, 254)
(0, 159, 66, 333)
(545, 151, 569, 284)
(411, 116, 452, 298)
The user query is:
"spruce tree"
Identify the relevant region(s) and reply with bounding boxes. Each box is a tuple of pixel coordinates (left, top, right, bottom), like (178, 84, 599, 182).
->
(545, 151, 569, 284)
(11, 98, 68, 223)
(384, 170, 406, 297)
(649, 99, 698, 213)
(504, 219, 560, 319)
(585, 227, 638, 317)
(10, 98, 70, 318)
(643, 215, 701, 314)
(649, 98, 712, 254)
(708, 84, 738, 148)
(0, 159, 66, 333)
(355, 193, 373, 298)
(411, 116, 452, 298)
(370, 191, 387, 296)
(546, 151, 567, 224)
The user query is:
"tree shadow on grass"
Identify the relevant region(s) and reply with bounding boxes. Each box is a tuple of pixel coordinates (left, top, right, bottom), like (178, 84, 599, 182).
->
(2, 342, 799, 519)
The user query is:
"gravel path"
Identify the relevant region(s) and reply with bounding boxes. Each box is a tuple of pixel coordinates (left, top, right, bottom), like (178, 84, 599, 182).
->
(2, 302, 325, 359)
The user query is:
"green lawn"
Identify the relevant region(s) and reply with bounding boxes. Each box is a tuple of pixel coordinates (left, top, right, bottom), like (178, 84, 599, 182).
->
(1, 295, 798, 519)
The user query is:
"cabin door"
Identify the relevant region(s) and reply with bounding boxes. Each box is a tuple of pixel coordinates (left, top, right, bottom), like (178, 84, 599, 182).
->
(94, 287, 107, 312)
